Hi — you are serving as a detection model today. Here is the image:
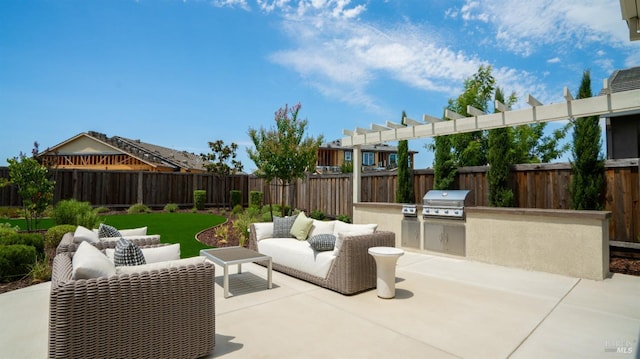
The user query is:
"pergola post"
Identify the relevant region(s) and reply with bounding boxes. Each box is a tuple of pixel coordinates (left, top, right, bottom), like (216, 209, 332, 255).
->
(352, 145, 361, 206)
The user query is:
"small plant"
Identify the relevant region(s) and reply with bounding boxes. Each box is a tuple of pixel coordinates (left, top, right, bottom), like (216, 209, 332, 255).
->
(29, 257, 51, 282)
(213, 224, 229, 245)
(231, 204, 244, 215)
(127, 203, 151, 214)
(230, 190, 242, 209)
(336, 214, 351, 223)
(193, 190, 206, 210)
(310, 210, 325, 220)
(233, 207, 262, 247)
(164, 203, 179, 213)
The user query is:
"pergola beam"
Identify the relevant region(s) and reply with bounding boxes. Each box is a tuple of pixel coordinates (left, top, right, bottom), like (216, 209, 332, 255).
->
(341, 88, 640, 146)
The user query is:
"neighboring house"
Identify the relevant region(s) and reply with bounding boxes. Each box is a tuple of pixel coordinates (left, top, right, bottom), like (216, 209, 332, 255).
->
(37, 131, 206, 173)
(601, 66, 640, 160)
(316, 139, 417, 173)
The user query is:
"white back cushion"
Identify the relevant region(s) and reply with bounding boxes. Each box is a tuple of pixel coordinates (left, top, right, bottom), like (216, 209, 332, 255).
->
(253, 223, 274, 241)
(72, 241, 116, 279)
(73, 225, 100, 244)
(118, 227, 148, 236)
(106, 244, 180, 264)
(333, 221, 377, 237)
(308, 220, 336, 237)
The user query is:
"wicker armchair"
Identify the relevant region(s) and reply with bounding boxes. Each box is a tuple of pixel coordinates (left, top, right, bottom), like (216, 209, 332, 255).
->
(48, 251, 216, 359)
(56, 232, 161, 255)
(249, 224, 395, 295)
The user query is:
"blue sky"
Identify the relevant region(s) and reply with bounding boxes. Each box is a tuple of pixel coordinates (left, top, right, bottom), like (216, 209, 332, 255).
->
(1, 0, 639, 171)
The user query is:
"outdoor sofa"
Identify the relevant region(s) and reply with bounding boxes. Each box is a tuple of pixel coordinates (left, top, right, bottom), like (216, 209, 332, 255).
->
(48, 240, 216, 359)
(249, 214, 395, 295)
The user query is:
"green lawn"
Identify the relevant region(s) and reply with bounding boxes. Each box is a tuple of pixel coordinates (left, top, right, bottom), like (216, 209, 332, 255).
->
(1, 213, 226, 258)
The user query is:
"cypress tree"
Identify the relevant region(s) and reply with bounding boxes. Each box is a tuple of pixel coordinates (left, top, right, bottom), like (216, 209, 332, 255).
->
(396, 111, 414, 203)
(570, 70, 605, 210)
(487, 88, 514, 207)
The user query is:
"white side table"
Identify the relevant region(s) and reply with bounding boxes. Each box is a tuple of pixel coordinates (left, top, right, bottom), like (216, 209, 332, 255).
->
(368, 246, 405, 299)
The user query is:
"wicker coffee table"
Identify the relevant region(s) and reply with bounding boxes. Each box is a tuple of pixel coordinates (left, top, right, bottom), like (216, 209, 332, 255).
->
(200, 247, 272, 298)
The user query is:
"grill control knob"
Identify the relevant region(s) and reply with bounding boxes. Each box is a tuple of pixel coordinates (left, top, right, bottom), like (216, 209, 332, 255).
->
(444, 210, 449, 214)
(434, 209, 439, 214)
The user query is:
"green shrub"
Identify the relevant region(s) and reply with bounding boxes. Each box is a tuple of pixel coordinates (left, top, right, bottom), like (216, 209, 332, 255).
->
(164, 203, 179, 213)
(193, 190, 206, 210)
(230, 190, 242, 209)
(95, 206, 110, 214)
(262, 211, 273, 222)
(0, 207, 22, 219)
(249, 191, 263, 208)
(231, 204, 244, 215)
(45, 225, 76, 255)
(310, 210, 325, 220)
(336, 214, 351, 223)
(0, 244, 36, 282)
(76, 210, 101, 228)
(0, 224, 19, 234)
(127, 203, 151, 214)
(53, 199, 100, 227)
(0, 233, 44, 259)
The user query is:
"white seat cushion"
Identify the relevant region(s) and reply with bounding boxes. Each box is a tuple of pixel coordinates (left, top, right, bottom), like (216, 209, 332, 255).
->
(257, 237, 335, 278)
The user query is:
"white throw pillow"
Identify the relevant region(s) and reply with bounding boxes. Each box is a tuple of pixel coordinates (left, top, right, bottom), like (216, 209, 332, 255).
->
(73, 225, 100, 244)
(333, 221, 377, 237)
(106, 244, 181, 264)
(308, 220, 336, 237)
(253, 223, 274, 241)
(115, 256, 206, 275)
(118, 227, 148, 236)
(72, 241, 117, 279)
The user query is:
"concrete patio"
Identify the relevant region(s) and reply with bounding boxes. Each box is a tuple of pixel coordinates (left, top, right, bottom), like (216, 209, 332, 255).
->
(1, 251, 638, 358)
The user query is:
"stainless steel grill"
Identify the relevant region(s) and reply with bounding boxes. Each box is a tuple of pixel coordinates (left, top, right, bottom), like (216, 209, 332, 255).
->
(422, 190, 471, 219)
(401, 204, 417, 217)
(422, 190, 472, 257)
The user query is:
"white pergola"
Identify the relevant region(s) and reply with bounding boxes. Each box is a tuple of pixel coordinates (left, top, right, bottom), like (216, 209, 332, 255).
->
(342, 84, 640, 204)
(620, 0, 640, 41)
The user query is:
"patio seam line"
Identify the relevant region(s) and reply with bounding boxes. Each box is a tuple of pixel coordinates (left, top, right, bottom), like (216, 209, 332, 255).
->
(306, 291, 464, 359)
(506, 278, 582, 358)
(397, 267, 574, 303)
(215, 288, 319, 316)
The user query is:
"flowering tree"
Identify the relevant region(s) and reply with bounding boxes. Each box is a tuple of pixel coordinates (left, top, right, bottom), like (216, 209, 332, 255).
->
(248, 103, 323, 216)
(6, 152, 55, 230)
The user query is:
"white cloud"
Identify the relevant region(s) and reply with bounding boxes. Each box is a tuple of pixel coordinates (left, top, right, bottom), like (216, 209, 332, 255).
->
(547, 57, 561, 64)
(456, 0, 629, 56)
(212, 0, 251, 11)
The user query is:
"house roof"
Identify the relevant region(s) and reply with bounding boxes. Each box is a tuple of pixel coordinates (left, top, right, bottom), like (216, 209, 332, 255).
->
(320, 139, 418, 154)
(601, 66, 640, 94)
(38, 131, 206, 171)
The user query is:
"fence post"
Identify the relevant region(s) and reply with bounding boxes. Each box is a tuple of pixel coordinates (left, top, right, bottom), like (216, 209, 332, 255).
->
(137, 171, 144, 204)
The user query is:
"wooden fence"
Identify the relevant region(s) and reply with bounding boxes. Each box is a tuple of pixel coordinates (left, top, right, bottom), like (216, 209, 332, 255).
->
(1, 159, 639, 242)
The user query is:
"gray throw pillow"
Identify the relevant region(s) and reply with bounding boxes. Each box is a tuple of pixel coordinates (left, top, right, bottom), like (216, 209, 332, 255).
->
(114, 237, 146, 266)
(308, 234, 337, 251)
(98, 223, 121, 238)
(273, 215, 298, 238)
